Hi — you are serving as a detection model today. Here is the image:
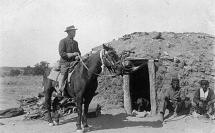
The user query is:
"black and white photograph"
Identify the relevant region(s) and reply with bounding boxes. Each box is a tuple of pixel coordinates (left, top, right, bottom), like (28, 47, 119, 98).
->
(0, 0, 215, 133)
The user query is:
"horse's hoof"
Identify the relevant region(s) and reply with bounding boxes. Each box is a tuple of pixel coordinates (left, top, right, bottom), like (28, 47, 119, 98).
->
(53, 121, 59, 125)
(76, 129, 84, 133)
(83, 126, 90, 132)
(48, 122, 54, 126)
(73, 107, 78, 113)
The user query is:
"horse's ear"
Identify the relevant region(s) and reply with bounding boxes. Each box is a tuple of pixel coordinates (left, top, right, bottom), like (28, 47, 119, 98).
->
(102, 44, 109, 51)
(103, 44, 114, 51)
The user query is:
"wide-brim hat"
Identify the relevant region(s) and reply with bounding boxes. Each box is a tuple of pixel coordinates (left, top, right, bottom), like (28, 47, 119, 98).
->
(199, 79, 209, 85)
(64, 25, 77, 32)
(171, 77, 179, 83)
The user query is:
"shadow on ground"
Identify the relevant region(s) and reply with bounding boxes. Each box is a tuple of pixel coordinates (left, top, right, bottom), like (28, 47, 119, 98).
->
(59, 115, 77, 125)
(87, 113, 162, 132)
(58, 111, 162, 132)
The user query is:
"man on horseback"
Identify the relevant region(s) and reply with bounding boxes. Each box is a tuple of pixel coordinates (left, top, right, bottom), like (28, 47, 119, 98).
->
(45, 43, 123, 129)
(57, 25, 81, 98)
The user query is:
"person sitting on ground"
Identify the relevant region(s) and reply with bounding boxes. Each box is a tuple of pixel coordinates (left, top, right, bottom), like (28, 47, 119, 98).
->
(158, 77, 191, 122)
(192, 79, 215, 117)
(136, 97, 150, 112)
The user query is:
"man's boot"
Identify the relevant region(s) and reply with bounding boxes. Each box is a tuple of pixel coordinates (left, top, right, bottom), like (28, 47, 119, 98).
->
(57, 74, 65, 97)
(68, 83, 76, 103)
(158, 112, 164, 122)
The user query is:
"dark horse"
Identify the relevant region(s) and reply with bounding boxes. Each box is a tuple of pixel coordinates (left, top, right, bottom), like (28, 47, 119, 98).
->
(44, 44, 123, 132)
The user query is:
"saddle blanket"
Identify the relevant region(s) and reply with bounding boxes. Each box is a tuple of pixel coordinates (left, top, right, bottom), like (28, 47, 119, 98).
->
(48, 68, 60, 81)
(47, 68, 74, 92)
(47, 69, 62, 92)
(48, 69, 74, 83)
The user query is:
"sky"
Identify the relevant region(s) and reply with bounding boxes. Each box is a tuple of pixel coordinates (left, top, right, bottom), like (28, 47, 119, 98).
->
(1, 0, 215, 67)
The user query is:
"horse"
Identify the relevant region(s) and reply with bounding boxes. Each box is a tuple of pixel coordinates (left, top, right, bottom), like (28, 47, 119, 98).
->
(44, 44, 123, 132)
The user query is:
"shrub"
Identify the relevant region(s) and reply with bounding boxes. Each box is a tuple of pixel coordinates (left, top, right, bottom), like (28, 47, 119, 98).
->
(9, 69, 21, 76)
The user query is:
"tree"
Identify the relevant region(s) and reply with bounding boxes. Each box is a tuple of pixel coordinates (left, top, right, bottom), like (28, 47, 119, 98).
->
(40, 61, 49, 68)
(23, 66, 33, 75)
(23, 61, 50, 76)
(9, 69, 21, 76)
(33, 61, 49, 75)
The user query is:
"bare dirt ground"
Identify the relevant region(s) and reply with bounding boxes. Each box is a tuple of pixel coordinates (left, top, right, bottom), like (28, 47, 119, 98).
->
(1, 107, 215, 133)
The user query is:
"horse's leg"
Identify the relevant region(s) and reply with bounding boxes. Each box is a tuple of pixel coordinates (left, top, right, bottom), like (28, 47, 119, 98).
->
(52, 97, 60, 125)
(76, 95, 83, 131)
(82, 80, 98, 129)
(82, 94, 94, 128)
(44, 79, 54, 125)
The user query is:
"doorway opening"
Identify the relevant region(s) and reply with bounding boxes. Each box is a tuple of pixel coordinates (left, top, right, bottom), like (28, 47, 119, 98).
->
(130, 63, 151, 112)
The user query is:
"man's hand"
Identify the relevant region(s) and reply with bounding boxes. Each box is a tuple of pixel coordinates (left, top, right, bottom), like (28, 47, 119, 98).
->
(67, 52, 79, 58)
(66, 53, 73, 58)
(206, 105, 209, 111)
(208, 101, 211, 106)
(199, 101, 204, 108)
(206, 101, 211, 111)
(73, 52, 79, 56)
(75, 56, 80, 61)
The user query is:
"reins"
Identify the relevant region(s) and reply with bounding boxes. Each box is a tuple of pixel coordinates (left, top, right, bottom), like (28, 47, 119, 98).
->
(77, 50, 117, 77)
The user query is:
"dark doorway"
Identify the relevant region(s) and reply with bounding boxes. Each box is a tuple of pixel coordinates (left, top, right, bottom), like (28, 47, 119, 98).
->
(130, 63, 151, 112)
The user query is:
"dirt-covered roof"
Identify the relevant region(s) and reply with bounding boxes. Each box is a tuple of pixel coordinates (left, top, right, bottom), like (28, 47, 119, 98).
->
(93, 32, 214, 60)
(94, 32, 215, 105)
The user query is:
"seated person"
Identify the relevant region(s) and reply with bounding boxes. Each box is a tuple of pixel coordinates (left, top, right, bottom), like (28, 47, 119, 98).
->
(158, 77, 191, 122)
(136, 97, 150, 112)
(192, 79, 215, 117)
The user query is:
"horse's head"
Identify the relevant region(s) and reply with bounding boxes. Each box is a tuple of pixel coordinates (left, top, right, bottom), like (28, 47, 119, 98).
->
(101, 44, 123, 76)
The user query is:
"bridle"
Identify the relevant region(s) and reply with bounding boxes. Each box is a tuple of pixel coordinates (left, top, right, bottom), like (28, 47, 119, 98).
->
(100, 49, 119, 73)
(78, 49, 119, 77)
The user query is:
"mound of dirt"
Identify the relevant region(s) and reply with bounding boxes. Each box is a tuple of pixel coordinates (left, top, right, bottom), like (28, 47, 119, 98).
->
(94, 32, 215, 107)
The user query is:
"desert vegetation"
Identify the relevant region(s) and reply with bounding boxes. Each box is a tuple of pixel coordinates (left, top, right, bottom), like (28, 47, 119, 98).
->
(0, 76, 43, 109)
(0, 61, 49, 77)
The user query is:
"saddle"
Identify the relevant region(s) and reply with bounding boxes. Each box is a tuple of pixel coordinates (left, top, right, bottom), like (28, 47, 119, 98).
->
(48, 61, 79, 92)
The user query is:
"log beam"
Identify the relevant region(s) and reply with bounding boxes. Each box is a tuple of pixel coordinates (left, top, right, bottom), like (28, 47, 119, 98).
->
(123, 75, 132, 115)
(148, 60, 157, 115)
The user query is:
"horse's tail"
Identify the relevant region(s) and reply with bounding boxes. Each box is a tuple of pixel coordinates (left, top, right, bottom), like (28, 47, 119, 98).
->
(42, 68, 51, 86)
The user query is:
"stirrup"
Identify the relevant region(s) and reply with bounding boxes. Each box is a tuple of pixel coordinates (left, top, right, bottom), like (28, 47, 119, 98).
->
(56, 92, 63, 98)
(59, 97, 68, 105)
(70, 97, 76, 103)
(52, 92, 62, 98)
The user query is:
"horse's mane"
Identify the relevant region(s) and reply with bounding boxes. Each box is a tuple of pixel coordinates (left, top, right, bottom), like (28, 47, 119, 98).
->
(81, 50, 98, 62)
(82, 54, 90, 62)
(106, 45, 114, 51)
(81, 45, 116, 62)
